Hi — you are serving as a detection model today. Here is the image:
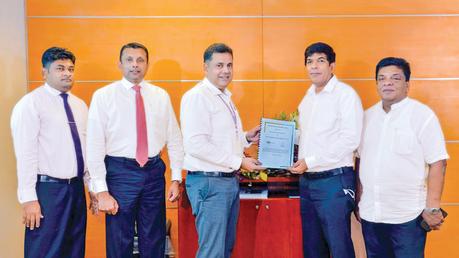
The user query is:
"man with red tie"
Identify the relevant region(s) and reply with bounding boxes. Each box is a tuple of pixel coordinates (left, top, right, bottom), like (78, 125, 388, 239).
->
(11, 47, 88, 258)
(86, 42, 184, 258)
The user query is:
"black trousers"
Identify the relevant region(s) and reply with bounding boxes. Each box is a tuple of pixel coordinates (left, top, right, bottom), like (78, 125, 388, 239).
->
(105, 155, 166, 258)
(25, 178, 87, 258)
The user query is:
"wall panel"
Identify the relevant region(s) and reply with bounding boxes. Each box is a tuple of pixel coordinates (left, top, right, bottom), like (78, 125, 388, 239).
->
(263, 17, 459, 79)
(27, 0, 262, 16)
(28, 18, 263, 81)
(263, 0, 459, 15)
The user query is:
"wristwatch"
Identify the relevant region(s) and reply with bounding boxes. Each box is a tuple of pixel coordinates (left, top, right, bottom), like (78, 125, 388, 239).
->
(424, 207, 441, 214)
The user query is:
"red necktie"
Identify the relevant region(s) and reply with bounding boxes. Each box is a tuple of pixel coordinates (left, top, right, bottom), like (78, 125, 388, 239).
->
(133, 85, 148, 167)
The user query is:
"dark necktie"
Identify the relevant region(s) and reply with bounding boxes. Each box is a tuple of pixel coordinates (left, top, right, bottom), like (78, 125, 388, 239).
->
(60, 93, 84, 178)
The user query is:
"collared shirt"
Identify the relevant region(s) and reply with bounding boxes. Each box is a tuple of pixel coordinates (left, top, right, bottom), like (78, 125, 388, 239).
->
(87, 78, 184, 193)
(298, 75, 363, 172)
(180, 78, 249, 172)
(358, 97, 449, 224)
(11, 84, 88, 203)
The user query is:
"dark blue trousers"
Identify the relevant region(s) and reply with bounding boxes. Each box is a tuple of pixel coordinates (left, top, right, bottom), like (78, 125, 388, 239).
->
(361, 215, 427, 258)
(299, 167, 356, 258)
(25, 178, 87, 258)
(105, 155, 166, 258)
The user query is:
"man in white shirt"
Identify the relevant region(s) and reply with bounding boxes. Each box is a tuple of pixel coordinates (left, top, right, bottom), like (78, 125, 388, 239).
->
(180, 43, 264, 258)
(289, 42, 363, 258)
(86, 42, 184, 258)
(357, 57, 449, 257)
(11, 47, 88, 258)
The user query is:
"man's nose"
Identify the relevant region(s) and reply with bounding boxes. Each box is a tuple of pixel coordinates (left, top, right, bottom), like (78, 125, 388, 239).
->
(383, 79, 393, 86)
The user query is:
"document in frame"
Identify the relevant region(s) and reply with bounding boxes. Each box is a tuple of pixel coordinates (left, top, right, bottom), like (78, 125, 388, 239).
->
(258, 118, 295, 169)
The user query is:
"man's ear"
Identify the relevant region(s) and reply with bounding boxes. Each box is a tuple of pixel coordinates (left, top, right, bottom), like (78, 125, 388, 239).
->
(203, 62, 208, 74)
(42, 67, 47, 80)
(330, 62, 336, 72)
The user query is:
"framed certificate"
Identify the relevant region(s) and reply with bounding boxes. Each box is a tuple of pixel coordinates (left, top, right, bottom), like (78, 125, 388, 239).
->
(258, 118, 296, 169)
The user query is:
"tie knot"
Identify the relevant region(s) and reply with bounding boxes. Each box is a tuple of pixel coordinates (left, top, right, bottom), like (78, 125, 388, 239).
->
(132, 85, 141, 92)
(60, 92, 69, 100)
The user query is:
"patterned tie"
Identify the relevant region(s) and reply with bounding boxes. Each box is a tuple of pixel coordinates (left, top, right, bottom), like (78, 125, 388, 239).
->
(133, 85, 148, 167)
(60, 93, 84, 178)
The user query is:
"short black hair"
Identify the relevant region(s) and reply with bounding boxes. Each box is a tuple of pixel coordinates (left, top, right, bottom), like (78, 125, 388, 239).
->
(119, 42, 149, 62)
(203, 43, 233, 63)
(304, 42, 336, 65)
(375, 57, 411, 82)
(41, 47, 75, 69)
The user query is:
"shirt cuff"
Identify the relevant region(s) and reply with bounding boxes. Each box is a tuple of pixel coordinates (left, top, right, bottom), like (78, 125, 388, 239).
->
(229, 156, 243, 171)
(91, 178, 108, 193)
(305, 156, 318, 171)
(171, 168, 183, 183)
(18, 188, 38, 204)
(426, 154, 450, 165)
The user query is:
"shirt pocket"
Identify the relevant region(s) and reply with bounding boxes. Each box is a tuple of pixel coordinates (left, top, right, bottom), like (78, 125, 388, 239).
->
(392, 128, 415, 155)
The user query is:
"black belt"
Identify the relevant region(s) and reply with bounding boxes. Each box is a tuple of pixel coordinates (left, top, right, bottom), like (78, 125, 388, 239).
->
(37, 175, 80, 184)
(106, 155, 161, 166)
(303, 166, 352, 179)
(188, 171, 237, 177)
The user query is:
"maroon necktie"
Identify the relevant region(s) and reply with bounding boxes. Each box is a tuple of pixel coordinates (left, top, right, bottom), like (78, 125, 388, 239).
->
(133, 85, 148, 167)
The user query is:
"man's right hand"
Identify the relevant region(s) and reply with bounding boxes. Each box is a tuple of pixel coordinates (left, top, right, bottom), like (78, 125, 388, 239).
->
(422, 209, 445, 230)
(22, 200, 43, 230)
(241, 157, 265, 172)
(97, 191, 119, 215)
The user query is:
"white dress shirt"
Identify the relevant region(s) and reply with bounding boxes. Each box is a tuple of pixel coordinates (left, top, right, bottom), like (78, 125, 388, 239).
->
(298, 75, 363, 172)
(358, 97, 449, 224)
(11, 84, 88, 203)
(87, 78, 184, 193)
(180, 78, 250, 172)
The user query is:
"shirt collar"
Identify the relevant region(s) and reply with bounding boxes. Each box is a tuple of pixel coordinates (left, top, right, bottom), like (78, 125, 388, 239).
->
(202, 77, 232, 97)
(390, 97, 410, 111)
(308, 75, 338, 94)
(44, 83, 69, 96)
(121, 77, 146, 90)
(377, 97, 410, 113)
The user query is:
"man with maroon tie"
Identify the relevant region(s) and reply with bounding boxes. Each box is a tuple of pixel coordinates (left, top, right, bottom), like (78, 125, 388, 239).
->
(86, 42, 184, 258)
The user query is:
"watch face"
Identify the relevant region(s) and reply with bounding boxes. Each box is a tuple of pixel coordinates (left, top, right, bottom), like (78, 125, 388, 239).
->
(431, 208, 441, 214)
(425, 208, 440, 214)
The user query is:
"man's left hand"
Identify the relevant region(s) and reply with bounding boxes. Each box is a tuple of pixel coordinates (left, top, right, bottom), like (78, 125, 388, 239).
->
(422, 209, 445, 230)
(168, 181, 181, 202)
(246, 125, 261, 144)
(288, 159, 308, 174)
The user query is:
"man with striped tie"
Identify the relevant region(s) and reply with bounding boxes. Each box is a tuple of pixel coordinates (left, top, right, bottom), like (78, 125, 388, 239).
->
(11, 47, 88, 258)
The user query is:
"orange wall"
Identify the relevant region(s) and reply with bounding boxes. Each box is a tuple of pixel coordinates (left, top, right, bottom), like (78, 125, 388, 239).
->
(26, 1, 459, 257)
